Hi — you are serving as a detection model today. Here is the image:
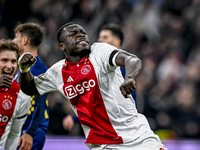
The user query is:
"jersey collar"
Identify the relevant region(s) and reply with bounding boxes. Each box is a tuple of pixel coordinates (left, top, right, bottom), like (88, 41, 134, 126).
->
(65, 56, 88, 68)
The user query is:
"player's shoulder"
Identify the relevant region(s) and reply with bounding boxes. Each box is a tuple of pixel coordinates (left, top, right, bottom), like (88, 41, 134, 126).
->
(91, 42, 118, 52)
(92, 42, 115, 49)
(36, 57, 47, 65)
(15, 90, 31, 116)
(17, 90, 31, 107)
(35, 57, 48, 70)
(17, 90, 31, 100)
(46, 59, 65, 74)
(90, 42, 118, 59)
(50, 59, 65, 68)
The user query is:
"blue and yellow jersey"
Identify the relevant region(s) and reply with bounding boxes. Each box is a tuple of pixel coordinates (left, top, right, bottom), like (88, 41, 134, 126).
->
(15, 56, 49, 136)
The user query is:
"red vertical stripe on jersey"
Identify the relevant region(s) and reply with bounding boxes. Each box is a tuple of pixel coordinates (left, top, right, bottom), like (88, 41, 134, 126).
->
(62, 57, 123, 144)
(0, 81, 20, 139)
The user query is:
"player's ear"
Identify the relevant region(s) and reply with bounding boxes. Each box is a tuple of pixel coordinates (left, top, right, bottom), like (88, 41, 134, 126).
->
(115, 38, 121, 49)
(59, 43, 65, 51)
(22, 36, 28, 45)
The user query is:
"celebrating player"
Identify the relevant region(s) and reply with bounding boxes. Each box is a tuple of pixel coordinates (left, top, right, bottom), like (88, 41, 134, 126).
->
(18, 22, 168, 150)
(0, 39, 31, 150)
(63, 23, 137, 132)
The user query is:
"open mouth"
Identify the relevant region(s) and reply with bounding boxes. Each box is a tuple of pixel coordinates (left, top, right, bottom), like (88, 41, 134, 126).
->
(77, 40, 88, 45)
(3, 70, 12, 76)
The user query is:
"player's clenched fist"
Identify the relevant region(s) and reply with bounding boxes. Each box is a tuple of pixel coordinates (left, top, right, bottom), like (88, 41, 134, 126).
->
(18, 52, 37, 73)
(120, 77, 136, 98)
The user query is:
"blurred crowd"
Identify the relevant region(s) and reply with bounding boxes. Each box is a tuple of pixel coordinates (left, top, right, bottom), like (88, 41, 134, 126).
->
(1, 0, 200, 139)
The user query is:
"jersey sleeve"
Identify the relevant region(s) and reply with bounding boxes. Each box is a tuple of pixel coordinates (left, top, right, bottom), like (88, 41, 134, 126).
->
(4, 90, 31, 150)
(34, 61, 63, 95)
(4, 116, 27, 150)
(15, 90, 31, 118)
(90, 42, 122, 72)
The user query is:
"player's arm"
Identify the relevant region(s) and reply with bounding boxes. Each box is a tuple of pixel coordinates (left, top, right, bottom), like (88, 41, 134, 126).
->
(113, 50, 142, 98)
(26, 94, 47, 136)
(18, 103, 43, 150)
(18, 53, 39, 96)
(5, 115, 28, 150)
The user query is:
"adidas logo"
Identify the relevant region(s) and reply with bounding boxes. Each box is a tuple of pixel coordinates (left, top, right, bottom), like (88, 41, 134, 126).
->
(67, 76, 73, 82)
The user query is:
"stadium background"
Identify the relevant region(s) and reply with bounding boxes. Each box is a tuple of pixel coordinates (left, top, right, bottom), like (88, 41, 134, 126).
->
(1, 0, 200, 149)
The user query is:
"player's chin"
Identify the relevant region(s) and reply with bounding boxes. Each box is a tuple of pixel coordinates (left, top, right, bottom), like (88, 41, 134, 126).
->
(79, 48, 91, 57)
(77, 44, 90, 50)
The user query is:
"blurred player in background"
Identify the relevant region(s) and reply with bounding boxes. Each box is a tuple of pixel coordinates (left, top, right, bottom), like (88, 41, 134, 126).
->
(18, 22, 168, 150)
(13, 22, 49, 150)
(0, 39, 31, 150)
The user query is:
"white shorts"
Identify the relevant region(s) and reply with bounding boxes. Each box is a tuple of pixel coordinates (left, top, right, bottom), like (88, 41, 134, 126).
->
(88, 131, 168, 150)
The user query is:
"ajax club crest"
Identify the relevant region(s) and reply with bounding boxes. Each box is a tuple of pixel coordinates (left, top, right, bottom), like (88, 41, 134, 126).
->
(2, 99, 12, 110)
(81, 65, 91, 74)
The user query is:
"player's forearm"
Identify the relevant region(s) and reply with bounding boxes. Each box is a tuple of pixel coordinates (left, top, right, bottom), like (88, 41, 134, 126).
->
(4, 135, 19, 150)
(5, 131, 20, 150)
(19, 71, 39, 95)
(5, 116, 27, 150)
(124, 56, 142, 80)
(115, 51, 142, 80)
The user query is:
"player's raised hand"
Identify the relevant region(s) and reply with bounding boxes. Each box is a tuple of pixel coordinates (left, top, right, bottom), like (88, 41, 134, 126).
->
(0, 74, 12, 89)
(18, 52, 37, 73)
(120, 77, 136, 98)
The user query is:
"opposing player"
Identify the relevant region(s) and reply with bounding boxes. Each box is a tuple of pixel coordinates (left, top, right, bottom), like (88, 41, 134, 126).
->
(13, 22, 49, 150)
(0, 39, 31, 150)
(18, 22, 168, 150)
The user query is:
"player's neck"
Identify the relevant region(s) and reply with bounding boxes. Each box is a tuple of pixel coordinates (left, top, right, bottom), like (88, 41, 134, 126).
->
(67, 55, 88, 63)
(66, 48, 90, 63)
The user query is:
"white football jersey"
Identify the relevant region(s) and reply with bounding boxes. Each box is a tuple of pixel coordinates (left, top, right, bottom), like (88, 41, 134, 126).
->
(34, 42, 151, 145)
(0, 81, 31, 150)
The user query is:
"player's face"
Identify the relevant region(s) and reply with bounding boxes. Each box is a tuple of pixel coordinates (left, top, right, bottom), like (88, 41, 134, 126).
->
(12, 32, 24, 56)
(98, 30, 116, 46)
(0, 50, 18, 77)
(60, 24, 90, 56)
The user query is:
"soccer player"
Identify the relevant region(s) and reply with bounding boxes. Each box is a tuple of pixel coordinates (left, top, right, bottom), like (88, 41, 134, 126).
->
(13, 22, 49, 150)
(0, 39, 31, 150)
(63, 23, 137, 131)
(18, 22, 168, 150)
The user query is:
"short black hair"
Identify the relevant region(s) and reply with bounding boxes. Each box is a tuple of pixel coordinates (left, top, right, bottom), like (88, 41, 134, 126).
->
(100, 23, 124, 45)
(56, 22, 75, 43)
